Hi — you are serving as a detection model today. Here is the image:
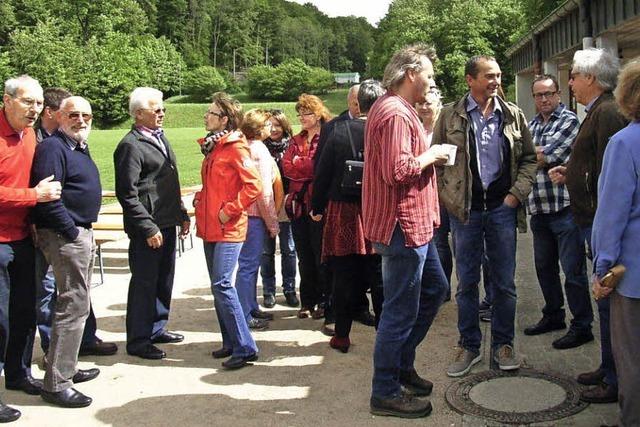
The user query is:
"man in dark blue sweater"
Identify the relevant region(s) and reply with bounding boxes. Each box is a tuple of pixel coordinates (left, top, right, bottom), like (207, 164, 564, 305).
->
(30, 96, 102, 408)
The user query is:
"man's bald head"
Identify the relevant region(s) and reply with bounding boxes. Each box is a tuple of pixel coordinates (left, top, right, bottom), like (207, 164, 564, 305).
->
(347, 84, 361, 118)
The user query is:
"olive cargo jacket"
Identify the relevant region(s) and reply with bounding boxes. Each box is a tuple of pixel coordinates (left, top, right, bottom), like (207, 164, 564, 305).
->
(432, 94, 537, 232)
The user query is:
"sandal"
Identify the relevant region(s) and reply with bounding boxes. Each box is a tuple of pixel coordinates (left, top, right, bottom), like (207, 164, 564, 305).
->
(297, 308, 312, 319)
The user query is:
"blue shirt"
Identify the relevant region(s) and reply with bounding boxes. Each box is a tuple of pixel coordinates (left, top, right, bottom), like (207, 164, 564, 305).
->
(526, 103, 579, 214)
(467, 95, 504, 189)
(592, 121, 640, 298)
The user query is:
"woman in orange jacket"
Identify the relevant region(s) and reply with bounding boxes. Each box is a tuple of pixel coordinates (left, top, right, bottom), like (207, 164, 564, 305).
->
(194, 92, 262, 370)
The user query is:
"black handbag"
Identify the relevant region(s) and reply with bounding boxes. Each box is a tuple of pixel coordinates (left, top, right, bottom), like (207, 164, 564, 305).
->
(340, 121, 364, 197)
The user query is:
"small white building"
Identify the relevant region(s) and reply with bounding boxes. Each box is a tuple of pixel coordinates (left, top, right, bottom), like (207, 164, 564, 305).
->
(334, 72, 360, 85)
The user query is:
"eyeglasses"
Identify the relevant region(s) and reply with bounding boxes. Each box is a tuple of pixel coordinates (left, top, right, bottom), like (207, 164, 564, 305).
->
(296, 112, 315, 118)
(66, 111, 93, 121)
(569, 72, 582, 81)
(13, 97, 44, 110)
(141, 107, 166, 115)
(206, 110, 224, 118)
(532, 91, 557, 100)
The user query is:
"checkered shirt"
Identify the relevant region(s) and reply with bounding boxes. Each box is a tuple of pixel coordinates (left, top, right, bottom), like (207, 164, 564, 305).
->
(526, 103, 580, 215)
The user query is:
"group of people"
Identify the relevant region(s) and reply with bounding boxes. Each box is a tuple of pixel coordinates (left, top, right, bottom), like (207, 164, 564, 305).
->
(0, 41, 639, 426)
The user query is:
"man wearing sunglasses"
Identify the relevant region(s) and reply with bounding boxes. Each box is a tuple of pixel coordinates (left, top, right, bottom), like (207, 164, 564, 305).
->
(31, 96, 102, 408)
(114, 87, 190, 360)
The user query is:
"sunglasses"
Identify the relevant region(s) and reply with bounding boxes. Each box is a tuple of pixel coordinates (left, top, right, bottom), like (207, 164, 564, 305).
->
(66, 111, 93, 121)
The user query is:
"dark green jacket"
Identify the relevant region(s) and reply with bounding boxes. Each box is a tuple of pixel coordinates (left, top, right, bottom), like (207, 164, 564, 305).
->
(432, 94, 536, 232)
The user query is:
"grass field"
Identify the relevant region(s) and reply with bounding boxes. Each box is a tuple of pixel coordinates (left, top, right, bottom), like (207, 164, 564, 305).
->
(93, 89, 350, 190)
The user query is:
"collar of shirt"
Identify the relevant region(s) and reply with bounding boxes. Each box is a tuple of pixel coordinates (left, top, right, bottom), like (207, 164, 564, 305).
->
(584, 95, 600, 113)
(58, 130, 87, 151)
(466, 94, 502, 116)
(0, 109, 21, 138)
(136, 125, 164, 140)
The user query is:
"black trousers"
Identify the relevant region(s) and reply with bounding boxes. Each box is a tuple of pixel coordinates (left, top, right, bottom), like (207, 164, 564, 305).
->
(126, 228, 176, 353)
(291, 216, 330, 310)
(0, 238, 37, 383)
(330, 254, 383, 338)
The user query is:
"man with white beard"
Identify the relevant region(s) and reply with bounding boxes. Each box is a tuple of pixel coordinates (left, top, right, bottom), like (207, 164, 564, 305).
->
(31, 96, 102, 408)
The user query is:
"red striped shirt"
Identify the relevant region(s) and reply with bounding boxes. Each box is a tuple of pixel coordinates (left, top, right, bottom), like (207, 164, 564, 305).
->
(362, 92, 440, 247)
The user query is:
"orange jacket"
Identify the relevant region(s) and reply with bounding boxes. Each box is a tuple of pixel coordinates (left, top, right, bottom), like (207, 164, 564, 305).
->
(194, 131, 262, 242)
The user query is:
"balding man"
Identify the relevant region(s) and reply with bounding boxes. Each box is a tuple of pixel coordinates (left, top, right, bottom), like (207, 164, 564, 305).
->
(0, 75, 61, 423)
(31, 96, 102, 408)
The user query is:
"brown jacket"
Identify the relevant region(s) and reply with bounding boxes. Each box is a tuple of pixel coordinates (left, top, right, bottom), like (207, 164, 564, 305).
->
(565, 92, 628, 227)
(432, 95, 536, 232)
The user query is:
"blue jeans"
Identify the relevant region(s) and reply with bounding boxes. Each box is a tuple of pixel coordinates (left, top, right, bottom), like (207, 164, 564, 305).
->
(434, 207, 453, 287)
(582, 225, 617, 388)
(203, 241, 258, 357)
(0, 238, 37, 383)
(530, 209, 592, 333)
(236, 217, 266, 321)
(450, 204, 517, 353)
(261, 221, 296, 296)
(371, 225, 447, 399)
(35, 247, 98, 352)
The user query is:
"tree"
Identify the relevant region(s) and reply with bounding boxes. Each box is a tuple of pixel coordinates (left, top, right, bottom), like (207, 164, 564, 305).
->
(183, 66, 227, 101)
(246, 59, 333, 101)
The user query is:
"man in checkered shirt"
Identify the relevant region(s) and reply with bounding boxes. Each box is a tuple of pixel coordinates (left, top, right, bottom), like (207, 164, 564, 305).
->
(523, 74, 594, 349)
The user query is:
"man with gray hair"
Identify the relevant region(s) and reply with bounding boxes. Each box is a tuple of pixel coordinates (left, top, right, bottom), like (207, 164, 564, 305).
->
(548, 47, 628, 404)
(31, 96, 102, 408)
(362, 44, 449, 418)
(0, 75, 61, 422)
(114, 87, 190, 360)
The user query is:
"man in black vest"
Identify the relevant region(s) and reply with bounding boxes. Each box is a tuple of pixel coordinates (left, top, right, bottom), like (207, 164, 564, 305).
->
(114, 87, 190, 360)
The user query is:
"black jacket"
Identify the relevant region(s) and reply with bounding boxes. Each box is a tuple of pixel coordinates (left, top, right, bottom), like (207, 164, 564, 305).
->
(314, 110, 350, 168)
(114, 127, 188, 238)
(312, 118, 364, 213)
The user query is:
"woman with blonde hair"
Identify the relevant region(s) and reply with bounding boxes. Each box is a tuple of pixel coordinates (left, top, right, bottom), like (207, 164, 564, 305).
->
(234, 109, 280, 329)
(283, 94, 332, 319)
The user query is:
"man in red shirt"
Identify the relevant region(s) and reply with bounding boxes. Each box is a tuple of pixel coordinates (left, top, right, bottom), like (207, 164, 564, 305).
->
(363, 44, 449, 419)
(0, 75, 61, 423)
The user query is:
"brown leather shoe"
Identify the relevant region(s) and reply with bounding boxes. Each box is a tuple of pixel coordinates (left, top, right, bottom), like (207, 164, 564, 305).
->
(577, 368, 605, 386)
(580, 382, 618, 403)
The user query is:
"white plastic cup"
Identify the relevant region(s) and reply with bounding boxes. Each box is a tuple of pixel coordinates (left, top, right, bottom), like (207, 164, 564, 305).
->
(442, 144, 457, 166)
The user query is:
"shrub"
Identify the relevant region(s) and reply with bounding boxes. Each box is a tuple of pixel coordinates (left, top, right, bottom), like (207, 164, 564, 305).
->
(246, 59, 334, 101)
(183, 66, 227, 102)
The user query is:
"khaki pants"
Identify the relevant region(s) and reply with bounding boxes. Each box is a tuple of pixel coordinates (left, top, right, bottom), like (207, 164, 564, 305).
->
(38, 228, 95, 392)
(610, 291, 640, 427)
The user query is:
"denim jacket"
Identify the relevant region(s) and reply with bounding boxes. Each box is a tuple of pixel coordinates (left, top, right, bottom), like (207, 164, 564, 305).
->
(432, 94, 536, 232)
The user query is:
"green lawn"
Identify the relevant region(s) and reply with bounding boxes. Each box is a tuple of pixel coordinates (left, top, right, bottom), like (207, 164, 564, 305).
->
(90, 128, 205, 191)
(91, 89, 349, 190)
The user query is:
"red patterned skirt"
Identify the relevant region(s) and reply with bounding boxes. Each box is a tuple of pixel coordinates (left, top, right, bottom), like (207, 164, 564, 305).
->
(321, 200, 375, 262)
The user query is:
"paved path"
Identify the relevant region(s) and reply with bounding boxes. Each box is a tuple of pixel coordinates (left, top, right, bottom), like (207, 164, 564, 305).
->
(4, 231, 618, 426)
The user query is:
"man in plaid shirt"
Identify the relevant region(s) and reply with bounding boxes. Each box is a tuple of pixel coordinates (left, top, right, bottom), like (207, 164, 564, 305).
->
(524, 74, 594, 349)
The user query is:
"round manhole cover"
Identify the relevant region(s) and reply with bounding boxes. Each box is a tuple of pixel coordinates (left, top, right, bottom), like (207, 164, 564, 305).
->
(446, 368, 588, 424)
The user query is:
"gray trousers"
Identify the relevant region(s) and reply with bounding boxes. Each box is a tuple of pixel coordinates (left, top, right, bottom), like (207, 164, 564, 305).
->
(38, 227, 95, 392)
(611, 291, 640, 427)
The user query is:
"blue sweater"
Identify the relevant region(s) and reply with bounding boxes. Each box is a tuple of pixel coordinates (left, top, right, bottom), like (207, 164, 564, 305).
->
(30, 131, 102, 240)
(592, 121, 640, 298)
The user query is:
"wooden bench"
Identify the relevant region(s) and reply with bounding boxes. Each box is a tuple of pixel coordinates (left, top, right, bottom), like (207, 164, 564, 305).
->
(93, 228, 127, 285)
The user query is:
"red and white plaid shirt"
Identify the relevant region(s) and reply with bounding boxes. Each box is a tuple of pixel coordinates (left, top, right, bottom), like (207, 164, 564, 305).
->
(362, 92, 440, 247)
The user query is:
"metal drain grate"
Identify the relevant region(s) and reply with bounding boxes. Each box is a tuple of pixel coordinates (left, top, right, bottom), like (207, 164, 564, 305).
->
(445, 368, 589, 424)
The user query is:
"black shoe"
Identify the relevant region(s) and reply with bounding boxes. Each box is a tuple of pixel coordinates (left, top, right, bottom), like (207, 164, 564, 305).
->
(523, 317, 566, 336)
(399, 368, 433, 397)
(321, 322, 335, 336)
(370, 392, 432, 418)
(41, 387, 92, 408)
(0, 402, 20, 423)
(263, 294, 276, 308)
(577, 368, 605, 386)
(353, 311, 376, 327)
(285, 292, 299, 307)
(72, 368, 100, 384)
(79, 338, 118, 356)
(580, 382, 618, 403)
(127, 344, 166, 360)
(552, 330, 594, 349)
(211, 348, 232, 359)
(247, 318, 269, 330)
(151, 331, 184, 344)
(250, 310, 274, 321)
(221, 354, 258, 370)
(5, 376, 43, 395)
